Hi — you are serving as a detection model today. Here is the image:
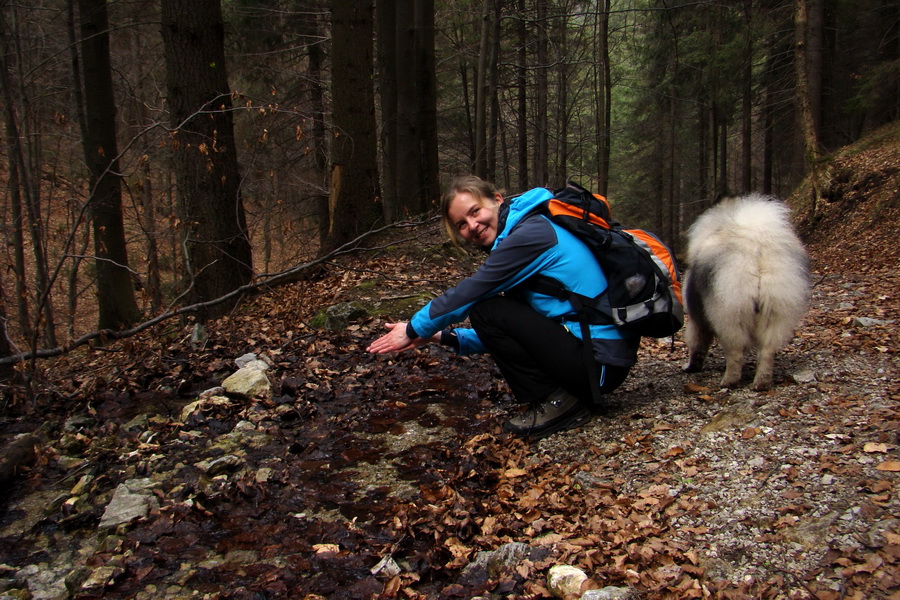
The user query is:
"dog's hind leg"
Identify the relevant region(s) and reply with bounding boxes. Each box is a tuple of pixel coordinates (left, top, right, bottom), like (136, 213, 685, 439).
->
(751, 316, 786, 391)
(684, 318, 713, 373)
(720, 344, 745, 388)
(751, 347, 776, 391)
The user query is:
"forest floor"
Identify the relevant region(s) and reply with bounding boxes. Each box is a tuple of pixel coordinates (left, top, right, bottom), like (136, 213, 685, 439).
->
(0, 124, 898, 600)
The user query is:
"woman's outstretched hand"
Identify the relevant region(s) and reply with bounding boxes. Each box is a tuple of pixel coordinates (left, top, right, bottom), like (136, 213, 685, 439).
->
(367, 322, 438, 354)
(367, 322, 417, 354)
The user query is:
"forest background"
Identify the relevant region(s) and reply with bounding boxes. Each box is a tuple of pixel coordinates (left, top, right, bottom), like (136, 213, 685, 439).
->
(0, 0, 897, 377)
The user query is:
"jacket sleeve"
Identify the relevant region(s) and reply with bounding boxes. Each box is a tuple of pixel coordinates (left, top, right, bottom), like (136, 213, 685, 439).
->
(454, 327, 486, 355)
(407, 216, 558, 340)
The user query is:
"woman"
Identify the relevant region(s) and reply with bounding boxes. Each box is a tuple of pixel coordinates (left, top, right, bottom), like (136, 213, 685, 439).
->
(367, 175, 639, 439)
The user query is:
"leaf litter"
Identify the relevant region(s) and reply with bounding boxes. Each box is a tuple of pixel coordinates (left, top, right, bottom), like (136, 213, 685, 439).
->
(1, 140, 899, 599)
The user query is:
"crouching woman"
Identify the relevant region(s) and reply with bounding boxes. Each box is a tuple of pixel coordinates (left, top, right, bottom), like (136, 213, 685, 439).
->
(367, 175, 638, 439)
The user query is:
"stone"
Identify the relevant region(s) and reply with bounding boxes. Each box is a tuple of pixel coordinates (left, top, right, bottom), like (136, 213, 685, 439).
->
(701, 402, 757, 434)
(80, 566, 122, 591)
(198, 386, 225, 399)
(180, 395, 234, 423)
(205, 455, 244, 477)
(235, 353, 258, 368)
(123, 414, 149, 432)
(852, 316, 894, 327)
(370, 556, 401, 579)
(791, 369, 817, 384)
(15, 563, 68, 600)
(191, 323, 208, 348)
(323, 302, 368, 330)
(222, 366, 271, 399)
(546, 564, 588, 598)
(99, 480, 159, 530)
(582, 586, 638, 600)
(63, 414, 94, 432)
(457, 542, 533, 588)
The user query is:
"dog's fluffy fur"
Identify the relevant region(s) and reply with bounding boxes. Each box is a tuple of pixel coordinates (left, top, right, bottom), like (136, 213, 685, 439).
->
(683, 194, 810, 390)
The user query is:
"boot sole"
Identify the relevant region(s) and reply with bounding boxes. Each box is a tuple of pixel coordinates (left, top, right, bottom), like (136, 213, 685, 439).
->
(505, 407, 591, 440)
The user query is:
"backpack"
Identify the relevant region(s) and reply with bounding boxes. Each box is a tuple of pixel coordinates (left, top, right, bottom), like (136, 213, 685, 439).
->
(525, 180, 684, 339)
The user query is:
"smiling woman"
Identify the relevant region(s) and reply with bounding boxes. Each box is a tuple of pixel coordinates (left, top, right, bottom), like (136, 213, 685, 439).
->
(367, 175, 640, 440)
(442, 177, 505, 248)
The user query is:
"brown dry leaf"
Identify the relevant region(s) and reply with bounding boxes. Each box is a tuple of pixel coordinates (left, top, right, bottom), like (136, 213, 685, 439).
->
(312, 543, 340, 555)
(875, 461, 900, 472)
(863, 442, 893, 453)
(664, 446, 686, 458)
(683, 382, 709, 394)
(503, 468, 528, 478)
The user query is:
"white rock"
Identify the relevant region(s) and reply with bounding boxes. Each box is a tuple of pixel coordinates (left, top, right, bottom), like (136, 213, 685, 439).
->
(370, 555, 401, 578)
(235, 353, 258, 368)
(99, 481, 159, 530)
(222, 366, 271, 398)
(546, 564, 587, 598)
(81, 565, 122, 590)
(792, 369, 817, 384)
(582, 586, 638, 600)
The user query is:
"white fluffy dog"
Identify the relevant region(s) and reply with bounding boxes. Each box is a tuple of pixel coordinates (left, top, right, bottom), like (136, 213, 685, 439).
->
(683, 194, 810, 390)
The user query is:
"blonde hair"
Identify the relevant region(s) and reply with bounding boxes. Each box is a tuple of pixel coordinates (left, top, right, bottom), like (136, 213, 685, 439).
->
(441, 175, 501, 245)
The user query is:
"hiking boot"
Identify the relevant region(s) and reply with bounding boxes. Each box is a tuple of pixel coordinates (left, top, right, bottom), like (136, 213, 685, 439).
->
(503, 388, 591, 439)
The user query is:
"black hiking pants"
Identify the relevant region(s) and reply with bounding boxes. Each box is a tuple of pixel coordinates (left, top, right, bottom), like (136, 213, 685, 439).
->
(469, 296, 630, 406)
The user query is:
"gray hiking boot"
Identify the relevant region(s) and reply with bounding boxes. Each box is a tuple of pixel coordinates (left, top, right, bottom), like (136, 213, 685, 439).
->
(503, 388, 591, 439)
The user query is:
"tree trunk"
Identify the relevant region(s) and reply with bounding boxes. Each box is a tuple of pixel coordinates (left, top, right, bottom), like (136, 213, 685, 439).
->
(740, 0, 753, 192)
(534, 0, 549, 186)
(486, 0, 501, 183)
(1, 122, 32, 342)
(516, 0, 528, 190)
(160, 0, 254, 319)
(474, 0, 491, 178)
(0, 269, 13, 367)
(326, 0, 380, 250)
(394, 0, 417, 200)
(377, 0, 399, 221)
(761, 37, 776, 196)
(595, 0, 611, 196)
(0, 22, 55, 347)
(554, 9, 569, 187)
(298, 1, 329, 247)
(77, 0, 141, 330)
(794, 0, 824, 212)
(414, 0, 440, 212)
(386, 0, 436, 217)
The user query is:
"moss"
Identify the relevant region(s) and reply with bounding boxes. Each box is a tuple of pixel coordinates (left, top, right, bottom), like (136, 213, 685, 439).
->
(309, 310, 328, 329)
(368, 293, 432, 321)
(356, 279, 379, 290)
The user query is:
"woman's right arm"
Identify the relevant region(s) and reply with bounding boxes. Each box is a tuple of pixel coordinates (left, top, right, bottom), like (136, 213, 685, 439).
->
(407, 216, 559, 340)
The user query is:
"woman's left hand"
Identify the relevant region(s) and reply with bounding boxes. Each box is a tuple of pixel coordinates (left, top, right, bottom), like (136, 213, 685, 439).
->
(367, 322, 431, 354)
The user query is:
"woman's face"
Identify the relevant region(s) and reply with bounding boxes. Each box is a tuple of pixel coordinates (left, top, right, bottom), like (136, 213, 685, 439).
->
(447, 191, 504, 247)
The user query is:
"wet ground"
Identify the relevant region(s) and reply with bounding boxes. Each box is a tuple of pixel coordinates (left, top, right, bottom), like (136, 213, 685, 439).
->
(0, 330, 515, 599)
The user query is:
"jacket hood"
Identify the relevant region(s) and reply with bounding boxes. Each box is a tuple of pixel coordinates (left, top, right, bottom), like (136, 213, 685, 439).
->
(491, 187, 553, 250)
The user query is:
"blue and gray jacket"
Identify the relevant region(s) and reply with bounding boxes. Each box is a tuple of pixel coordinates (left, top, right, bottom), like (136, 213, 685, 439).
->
(405, 187, 640, 367)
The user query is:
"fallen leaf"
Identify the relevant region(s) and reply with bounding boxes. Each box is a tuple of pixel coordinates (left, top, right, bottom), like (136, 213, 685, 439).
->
(664, 446, 685, 458)
(504, 468, 528, 478)
(863, 442, 893, 453)
(683, 382, 709, 394)
(313, 544, 340, 555)
(876, 461, 900, 472)
(742, 427, 760, 439)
